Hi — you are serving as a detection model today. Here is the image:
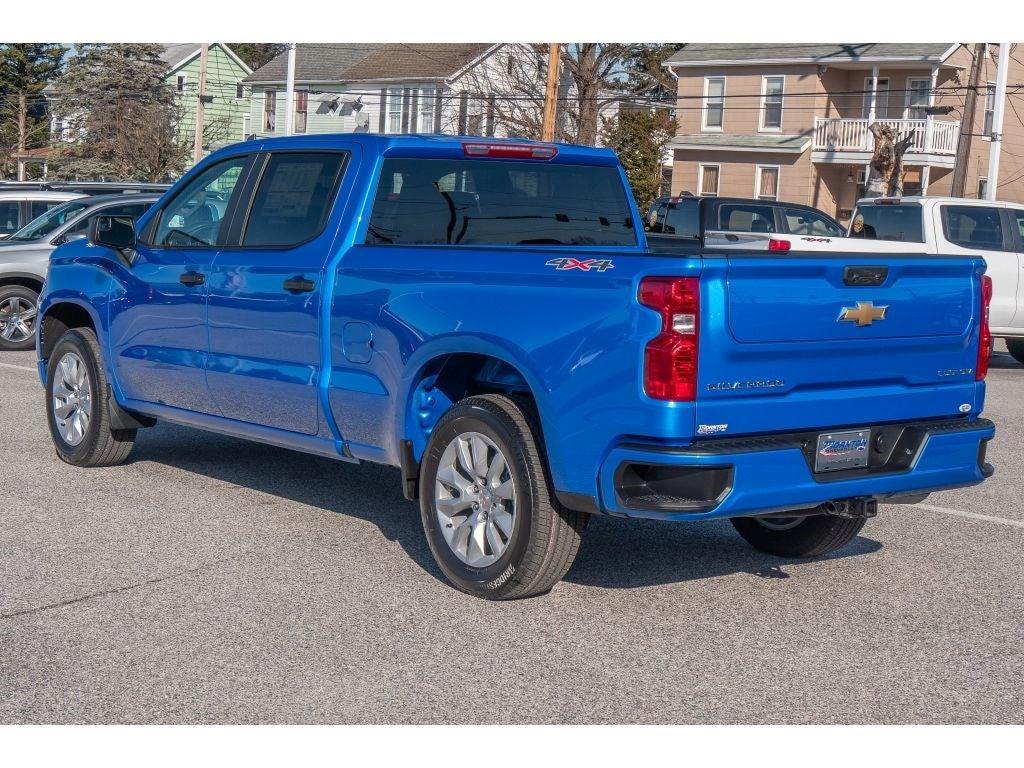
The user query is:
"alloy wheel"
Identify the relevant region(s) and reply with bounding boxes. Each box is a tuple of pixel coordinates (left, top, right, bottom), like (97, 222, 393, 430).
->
(52, 352, 92, 447)
(0, 296, 37, 343)
(434, 431, 516, 567)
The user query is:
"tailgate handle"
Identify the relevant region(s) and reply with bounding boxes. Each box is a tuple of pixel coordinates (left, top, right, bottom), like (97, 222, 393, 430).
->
(843, 266, 888, 286)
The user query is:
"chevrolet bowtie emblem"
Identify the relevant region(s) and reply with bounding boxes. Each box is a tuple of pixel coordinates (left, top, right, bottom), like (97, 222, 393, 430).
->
(839, 301, 888, 326)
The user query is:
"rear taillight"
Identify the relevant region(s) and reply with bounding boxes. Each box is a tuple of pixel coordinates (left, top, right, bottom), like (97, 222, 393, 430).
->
(638, 277, 699, 401)
(976, 274, 993, 380)
(767, 238, 791, 252)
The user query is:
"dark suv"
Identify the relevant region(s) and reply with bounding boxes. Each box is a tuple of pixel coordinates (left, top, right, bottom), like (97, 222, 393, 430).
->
(645, 195, 844, 249)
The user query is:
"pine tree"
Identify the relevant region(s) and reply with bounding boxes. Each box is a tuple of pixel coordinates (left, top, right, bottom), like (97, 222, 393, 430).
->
(228, 43, 288, 71)
(51, 44, 188, 181)
(600, 107, 674, 212)
(0, 44, 64, 178)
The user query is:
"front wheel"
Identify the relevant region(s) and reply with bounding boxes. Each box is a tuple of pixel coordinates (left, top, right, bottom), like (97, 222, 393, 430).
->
(419, 394, 587, 600)
(45, 328, 136, 467)
(731, 512, 866, 558)
(0, 284, 40, 351)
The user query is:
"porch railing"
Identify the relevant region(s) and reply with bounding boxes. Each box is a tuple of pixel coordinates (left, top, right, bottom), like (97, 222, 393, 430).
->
(813, 117, 960, 155)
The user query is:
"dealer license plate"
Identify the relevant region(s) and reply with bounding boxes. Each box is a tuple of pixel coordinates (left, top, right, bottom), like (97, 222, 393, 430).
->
(814, 429, 870, 473)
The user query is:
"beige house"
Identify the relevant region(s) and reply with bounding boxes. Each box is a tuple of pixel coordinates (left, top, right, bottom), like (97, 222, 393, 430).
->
(663, 43, 1024, 223)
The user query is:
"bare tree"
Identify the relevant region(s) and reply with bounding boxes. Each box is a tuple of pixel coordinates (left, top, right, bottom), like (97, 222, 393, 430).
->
(864, 123, 915, 197)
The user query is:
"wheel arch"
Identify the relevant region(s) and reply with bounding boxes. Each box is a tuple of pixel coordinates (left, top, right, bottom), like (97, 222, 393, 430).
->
(39, 299, 101, 362)
(398, 337, 548, 467)
(0, 273, 45, 293)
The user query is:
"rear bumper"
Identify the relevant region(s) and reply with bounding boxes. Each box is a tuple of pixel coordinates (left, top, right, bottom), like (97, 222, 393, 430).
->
(598, 417, 995, 520)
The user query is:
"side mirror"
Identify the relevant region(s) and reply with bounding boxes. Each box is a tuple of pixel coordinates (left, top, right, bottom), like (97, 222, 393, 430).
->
(90, 215, 136, 252)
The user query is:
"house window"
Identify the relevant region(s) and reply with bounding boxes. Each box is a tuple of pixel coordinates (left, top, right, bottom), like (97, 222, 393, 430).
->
(760, 76, 784, 130)
(386, 89, 403, 133)
(703, 77, 725, 130)
(863, 77, 892, 119)
(177, 75, 187, 93)
(264, 89, 276, 132)
(905, 77, 930, 120)
(698, 164, 720, 197)
(755, 165, 779, 201)
(466, 95, 485, 136)
(235, 81, 245, 100)
(417, 89, 436, 133)
(295, 90, 308, 134)
(984, 81, 995, 136)
(978, 176, 989, 199)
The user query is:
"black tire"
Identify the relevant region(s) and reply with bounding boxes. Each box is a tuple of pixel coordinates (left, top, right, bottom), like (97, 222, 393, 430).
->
(45, 327, 136, 467)
(1005, 338, 1024, 365)
(731, 512, 866, 558)
(419, 394, 586, 600)
(0, 284, 40, 351)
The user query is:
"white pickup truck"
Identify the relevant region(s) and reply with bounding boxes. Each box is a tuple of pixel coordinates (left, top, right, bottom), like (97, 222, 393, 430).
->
(770, 196, 1024, 363)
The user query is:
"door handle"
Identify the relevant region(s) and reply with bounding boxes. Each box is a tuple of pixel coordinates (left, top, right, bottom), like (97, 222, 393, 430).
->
(283, 276, 315, 294)
(179, 270, 205, 287)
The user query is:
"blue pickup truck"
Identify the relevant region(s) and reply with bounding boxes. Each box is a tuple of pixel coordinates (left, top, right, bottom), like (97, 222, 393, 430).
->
(36, 134, 995, 599)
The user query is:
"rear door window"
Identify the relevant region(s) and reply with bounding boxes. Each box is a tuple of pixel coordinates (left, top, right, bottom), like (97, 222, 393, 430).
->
(366, 158, 636, 246)
(942, 205, 1006, 251)
(241, 152, 347, 247)
(849, 204, 924, 242)
(784, 208, 843, 237)
(713, 203, 776, 233)
(0, 201, 19, 235)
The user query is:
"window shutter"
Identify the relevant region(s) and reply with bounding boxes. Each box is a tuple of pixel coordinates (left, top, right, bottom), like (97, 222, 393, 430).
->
(433, 88, 443, 132)
(457, 92, 469, 134)
(409, 91, 419, 132)
(401, 88, 411, 133)
(378, 88, 387, 133)
(485, 95, 496, 137)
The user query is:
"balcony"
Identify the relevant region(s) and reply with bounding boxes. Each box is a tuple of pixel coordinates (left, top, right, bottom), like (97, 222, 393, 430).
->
(812, 117, 960, 160)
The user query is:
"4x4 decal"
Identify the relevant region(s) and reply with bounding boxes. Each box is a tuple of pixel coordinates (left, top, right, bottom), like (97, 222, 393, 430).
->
(545, 257, 614, 272)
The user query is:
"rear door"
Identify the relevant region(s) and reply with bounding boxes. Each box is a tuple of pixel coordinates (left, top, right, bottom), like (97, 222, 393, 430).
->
(935, 203, 1017, 329)
(205, 149, 349, 435)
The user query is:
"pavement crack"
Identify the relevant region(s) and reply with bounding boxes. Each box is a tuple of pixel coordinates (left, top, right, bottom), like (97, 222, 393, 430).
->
(0, 552, 247, 620)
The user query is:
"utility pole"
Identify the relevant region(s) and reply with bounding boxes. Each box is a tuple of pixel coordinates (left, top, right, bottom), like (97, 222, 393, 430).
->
(192, 43, 209, 165)
(951, 43, 986, 197)
(541, 43, 561, 142)
(16, 93, 27, 181)
(985, 43, 1010, 200)
(284, 43, 297, 136)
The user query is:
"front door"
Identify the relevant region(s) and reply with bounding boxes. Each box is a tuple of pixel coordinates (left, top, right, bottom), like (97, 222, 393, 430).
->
(108, 155, 252, 412)
(206, 150, 348, 434)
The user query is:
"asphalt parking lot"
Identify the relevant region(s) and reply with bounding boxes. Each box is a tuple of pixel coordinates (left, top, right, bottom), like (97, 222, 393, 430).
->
(1, 345, 1022, 724)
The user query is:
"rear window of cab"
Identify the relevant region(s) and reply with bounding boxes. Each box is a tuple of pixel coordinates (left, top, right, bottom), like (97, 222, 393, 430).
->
(849, 203, 924, 243)
(365, 158, 637, 247)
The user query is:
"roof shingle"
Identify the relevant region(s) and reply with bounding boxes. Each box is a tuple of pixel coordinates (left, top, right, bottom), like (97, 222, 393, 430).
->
(664, 43, 957, 67)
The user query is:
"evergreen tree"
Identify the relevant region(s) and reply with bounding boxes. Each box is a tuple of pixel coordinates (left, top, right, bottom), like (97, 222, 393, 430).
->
(51, 44, 188, 181)
(600, 108, 674, 212)
(228, 43, 288, 71)
(0, 44, 64, 178)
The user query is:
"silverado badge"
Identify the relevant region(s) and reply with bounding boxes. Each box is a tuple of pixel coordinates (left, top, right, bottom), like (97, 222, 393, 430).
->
(838, 301, 887, 327)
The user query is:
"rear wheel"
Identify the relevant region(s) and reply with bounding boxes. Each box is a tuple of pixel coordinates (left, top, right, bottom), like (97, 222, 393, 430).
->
(419, 394, 587, 600)
(1005, 338, 1024, 365)
(0, 284, 39, 351)
(731, 511, 866, 558)
(45, 328, 136, 467)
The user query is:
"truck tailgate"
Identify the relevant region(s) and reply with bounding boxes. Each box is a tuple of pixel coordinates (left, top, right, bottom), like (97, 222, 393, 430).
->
(695, 253, 986, 437)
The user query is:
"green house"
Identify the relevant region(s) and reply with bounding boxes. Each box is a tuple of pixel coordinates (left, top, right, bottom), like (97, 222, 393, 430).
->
(160, 43, 253, 160)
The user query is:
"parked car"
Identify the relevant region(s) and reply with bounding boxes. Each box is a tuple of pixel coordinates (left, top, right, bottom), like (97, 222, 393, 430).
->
(0, 189, 85, 241)
(35, 135, 995, 600)
(0, 194, 159, 350)
(644, 195, 844, 250)
(0, 180, 170, 195)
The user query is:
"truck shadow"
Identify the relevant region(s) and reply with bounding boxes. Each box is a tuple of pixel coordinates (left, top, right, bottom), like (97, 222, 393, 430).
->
(130, 422, 882, 591)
